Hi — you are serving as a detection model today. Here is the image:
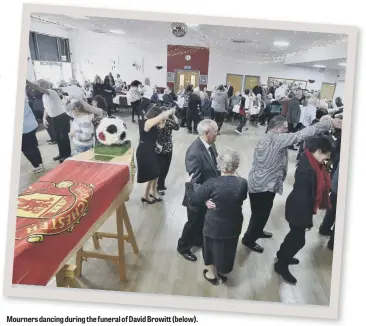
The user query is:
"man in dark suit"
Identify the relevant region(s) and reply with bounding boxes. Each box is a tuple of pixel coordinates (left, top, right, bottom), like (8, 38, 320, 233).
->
(226, 82, 234, 99)
(177, 119, 220, 262)
(286, 88, 302, 150)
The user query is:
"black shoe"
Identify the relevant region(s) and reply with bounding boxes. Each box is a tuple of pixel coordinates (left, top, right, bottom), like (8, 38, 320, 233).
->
(193, 130, 198, 134)
(203, 269, 219, 286)
(149, 194, 162, 202)
(275, 257, 300, 265)
(132, 119, 136, 123)
(319, 228, 333, 237)
(53, 155, 62, 161)
(242, 240, 264, 253)
(259, 231, 273, 239)
(274, 262, 297, 285)
(218, 272, 228, 283)
(141, 197, 157, 204)
(188, 129, 192, 134)
(180, 251, 197, 262)
(59, 159, 65, 164)
(158, 190, 165, 196)
(327, 241, 334, 251)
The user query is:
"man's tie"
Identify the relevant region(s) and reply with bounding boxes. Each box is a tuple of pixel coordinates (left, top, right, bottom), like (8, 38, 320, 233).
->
(208, 146, 217, 168)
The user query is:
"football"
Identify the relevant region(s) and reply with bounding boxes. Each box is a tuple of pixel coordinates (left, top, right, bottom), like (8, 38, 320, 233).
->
(96, 116, 128, 146)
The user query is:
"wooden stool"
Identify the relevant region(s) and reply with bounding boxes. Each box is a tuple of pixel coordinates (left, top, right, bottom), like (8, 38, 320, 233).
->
(74, 202, 139, 282)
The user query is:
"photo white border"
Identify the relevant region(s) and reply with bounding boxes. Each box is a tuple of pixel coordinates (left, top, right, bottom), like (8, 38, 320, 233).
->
(2, 2, 358, 320)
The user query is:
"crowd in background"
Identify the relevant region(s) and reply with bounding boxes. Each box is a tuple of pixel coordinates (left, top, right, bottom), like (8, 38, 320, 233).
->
(22, 71, 344, 289)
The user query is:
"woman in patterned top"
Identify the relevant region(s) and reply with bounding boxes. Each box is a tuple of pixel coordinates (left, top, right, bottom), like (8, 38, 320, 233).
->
(156, 108, 180, 195)
(241, 115, 342, 254)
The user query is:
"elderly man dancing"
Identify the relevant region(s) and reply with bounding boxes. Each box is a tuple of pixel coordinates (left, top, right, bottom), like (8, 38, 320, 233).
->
(177, 119, 220, 262)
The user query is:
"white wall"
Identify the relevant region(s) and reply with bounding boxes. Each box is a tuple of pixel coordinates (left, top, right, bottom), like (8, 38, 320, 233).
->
(334, 81, 345, 101)
(207, 52, 339, 91)
(29, 19, 341, 92)
(69, 29, 167, 86)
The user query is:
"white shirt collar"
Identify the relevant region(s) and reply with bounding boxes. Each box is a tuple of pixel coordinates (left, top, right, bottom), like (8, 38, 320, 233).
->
(200, 137, 211, 150)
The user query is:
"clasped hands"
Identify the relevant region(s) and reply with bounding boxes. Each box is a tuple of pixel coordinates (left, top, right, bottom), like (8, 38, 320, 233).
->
(186, 173, 216, 209)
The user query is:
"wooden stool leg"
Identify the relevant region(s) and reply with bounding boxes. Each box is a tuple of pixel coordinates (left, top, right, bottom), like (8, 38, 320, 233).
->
(55, 272, 66, 287)
(75, 248, 83, 277)
(116, 205, 126, 282)
(92, 233, 101, 249)
(121, 203, 139, 254)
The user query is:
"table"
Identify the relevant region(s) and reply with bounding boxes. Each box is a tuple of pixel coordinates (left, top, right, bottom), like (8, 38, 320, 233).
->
(13, 148, 138, 288)
(113, 94, 131, 106)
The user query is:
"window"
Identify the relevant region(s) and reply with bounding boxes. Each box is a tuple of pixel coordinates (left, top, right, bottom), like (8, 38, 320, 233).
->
(29, 32, 38, 60)
(28, 32, 71, 62)
(58, 38, 70, 62)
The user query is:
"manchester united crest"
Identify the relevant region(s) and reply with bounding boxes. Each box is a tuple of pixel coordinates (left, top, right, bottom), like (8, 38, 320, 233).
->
(16, 181, 94, 243)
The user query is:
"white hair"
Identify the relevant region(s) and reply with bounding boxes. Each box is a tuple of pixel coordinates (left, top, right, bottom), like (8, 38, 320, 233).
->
(197, 119, 218, 136)
(193, 87, 200, 95)
(217, 148, 240, 173)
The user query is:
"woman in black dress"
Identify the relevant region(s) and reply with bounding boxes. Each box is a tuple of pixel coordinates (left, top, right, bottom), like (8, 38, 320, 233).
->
(275, 135, 334, 285)
(137, 105, 176, 204)
(186, 148, 248, 285)
(103, 75, 116, 116)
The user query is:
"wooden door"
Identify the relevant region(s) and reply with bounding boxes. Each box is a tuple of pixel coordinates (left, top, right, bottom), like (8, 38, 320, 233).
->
(320, 82, 336, 101)
(175, 71, 199, 93)
(226, 74, 243, 95)
(244, 75, 261, 91)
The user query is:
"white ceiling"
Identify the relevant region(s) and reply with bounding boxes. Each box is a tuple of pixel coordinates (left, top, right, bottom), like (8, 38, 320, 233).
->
(32, 14, 348, 62)
(288, 58, 347, 70)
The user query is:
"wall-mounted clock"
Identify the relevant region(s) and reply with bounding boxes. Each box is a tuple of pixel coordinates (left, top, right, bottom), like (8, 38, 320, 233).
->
(185, 55, 191, 61)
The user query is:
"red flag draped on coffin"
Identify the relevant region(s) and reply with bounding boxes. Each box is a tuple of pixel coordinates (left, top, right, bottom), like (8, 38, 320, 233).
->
(13, 160, 130, 286)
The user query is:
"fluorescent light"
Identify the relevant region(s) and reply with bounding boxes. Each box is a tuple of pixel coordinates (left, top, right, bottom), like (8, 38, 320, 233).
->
(109, 29, 125, 34)
(313, 64, 326, 68)
(273, 41, 290, 47)
(66, 14, 89, 20)
(187, 24, 199, 28)
(338, 62, 346, 66)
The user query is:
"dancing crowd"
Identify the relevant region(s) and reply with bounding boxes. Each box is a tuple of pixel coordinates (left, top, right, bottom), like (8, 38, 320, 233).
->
(22, 74, 343, 287)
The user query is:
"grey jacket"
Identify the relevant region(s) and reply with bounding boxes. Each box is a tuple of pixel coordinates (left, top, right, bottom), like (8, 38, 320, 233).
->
(212, 90, 229, 112)
(286, 98, 301, 124)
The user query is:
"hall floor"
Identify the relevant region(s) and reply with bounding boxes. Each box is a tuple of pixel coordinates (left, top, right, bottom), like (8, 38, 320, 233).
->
(18, 113, 333, 306)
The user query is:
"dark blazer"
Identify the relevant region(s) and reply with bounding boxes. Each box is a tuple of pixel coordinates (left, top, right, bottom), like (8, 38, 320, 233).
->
(103, 84, 116, 107)
(92, 83, 104, 98)
(285, 155, 317, 229)
(185, 176, 248, 239)
(227, 86, 234, 98)
(286, 97, 301, 124)
(182, 138, 220, 210)
(162, 94, 174, 106)
(187, 93, 202, 118)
